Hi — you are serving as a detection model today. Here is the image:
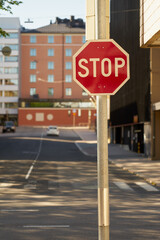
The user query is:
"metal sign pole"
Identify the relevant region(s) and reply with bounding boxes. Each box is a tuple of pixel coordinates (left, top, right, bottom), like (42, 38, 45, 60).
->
(97, 95, 109, 225)
(95, 0, 110, 239)
(76, 3, 129, 238)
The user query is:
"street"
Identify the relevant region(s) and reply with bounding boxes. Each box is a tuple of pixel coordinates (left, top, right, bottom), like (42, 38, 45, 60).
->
(0, 127, 160, 240)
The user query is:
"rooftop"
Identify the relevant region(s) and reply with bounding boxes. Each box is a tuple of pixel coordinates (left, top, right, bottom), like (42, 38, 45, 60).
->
(21, 16, 85, 34)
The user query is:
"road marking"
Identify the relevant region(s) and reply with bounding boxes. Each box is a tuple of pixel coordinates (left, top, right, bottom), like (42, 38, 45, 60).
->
(25, 166, 34, 180)
(113, 182, 134, 191)
(23, 225, 70, 228)
(135, 182, 159, 192)
(25, 131, 44, 180)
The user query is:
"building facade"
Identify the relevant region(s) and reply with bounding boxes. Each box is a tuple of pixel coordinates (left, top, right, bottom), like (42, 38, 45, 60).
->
(140, 0, 160, 160)
(110, 0, 151, 156)
(0, 18, 21, 124)
(19, 16, 96, 127)
(110, 0, 160, 159)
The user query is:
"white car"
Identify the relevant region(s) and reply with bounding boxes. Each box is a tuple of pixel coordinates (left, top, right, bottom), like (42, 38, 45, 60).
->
(46, 126, 59, 136)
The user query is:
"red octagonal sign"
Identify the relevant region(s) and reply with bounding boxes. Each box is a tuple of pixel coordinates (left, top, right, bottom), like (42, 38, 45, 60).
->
(73, 39, 130, 95)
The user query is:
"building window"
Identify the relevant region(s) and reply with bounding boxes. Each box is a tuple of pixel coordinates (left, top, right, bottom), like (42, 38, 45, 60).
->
(8, 45, 19, 50)
(65, 75, 72, 82)
(65, 88, 72, 96)
(30, 88, 36, 96)
(6, 33, 18, 39)
(5, 91, 18, 97)
(4, 68, 18, 74)
(5, 79, 18, 85)
(48, 62, 54, 69)
(0, 91, 2, 97)
(5, 102, 18, 108)
(30, 36, 36, 43)
(65, 62, 72, 69)
(30, 48, 36, 56)
(0, 79, 3, 85)
(65, 49, 72, 56)
(65, 36, 72, 43)
(48, 36, 54, 43)
(30, 61, 36, 69)
(48, 49, 54, 56)
(0, 56, 3, 62)
(30, 75, 36, 82)
(5, 56, 18, 62)
(0, 103, 2, 108)
(48, 88, 54, 96)
(0, 68, 3, 74)
(0, 44, 18, 50)
(48, 75, 54, 82)
(82, 35, 86, 43)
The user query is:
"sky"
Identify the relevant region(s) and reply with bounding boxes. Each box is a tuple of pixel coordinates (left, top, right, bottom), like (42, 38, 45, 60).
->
(1, 0, 86, 29)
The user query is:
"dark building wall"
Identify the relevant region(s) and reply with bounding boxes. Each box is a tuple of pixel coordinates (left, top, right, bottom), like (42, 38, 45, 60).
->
(110, 0, 150, 126)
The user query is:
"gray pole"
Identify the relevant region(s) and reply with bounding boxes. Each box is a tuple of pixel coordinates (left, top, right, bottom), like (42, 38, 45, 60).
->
(97, 95, 109, 226)
(95, 0, 110, 239)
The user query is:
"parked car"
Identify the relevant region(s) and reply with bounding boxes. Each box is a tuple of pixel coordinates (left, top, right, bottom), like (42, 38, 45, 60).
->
(46, 126, 59, 136)
(2, 121, 16, 133)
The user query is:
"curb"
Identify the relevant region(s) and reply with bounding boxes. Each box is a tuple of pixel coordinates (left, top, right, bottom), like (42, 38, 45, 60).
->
(74, 129, 160, 188)
(75, 142, 97, 157)
(109, 159, 159, 187)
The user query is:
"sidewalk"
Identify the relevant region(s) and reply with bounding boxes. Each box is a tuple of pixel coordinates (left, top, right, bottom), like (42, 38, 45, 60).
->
(75, 128, 160, 187)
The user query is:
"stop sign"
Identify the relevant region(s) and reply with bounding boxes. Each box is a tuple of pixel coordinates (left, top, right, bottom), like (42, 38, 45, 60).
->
(73, 39, 130, 95)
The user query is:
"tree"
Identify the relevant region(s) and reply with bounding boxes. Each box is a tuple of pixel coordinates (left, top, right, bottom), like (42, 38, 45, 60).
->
(0, 0, 22, 37)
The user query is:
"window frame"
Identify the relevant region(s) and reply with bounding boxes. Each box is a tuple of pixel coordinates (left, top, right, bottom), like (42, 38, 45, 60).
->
(48, 75, 54, 82)
(30, 61, 37, 69)
(5, 56, 18, 62)
(6, 33, 18, 39)
(30, 48, 36, 56)
(65, 75, 72, 82)
(30, 88, 36, 96)
(48, 61, 54, 69)
(65, 49, 72, 56)
(48, 88, 54, 96)
(65, 62, 72, 69)
(4, 67, 18, 74)
(48, 35, 54, 43)
(30, 36, 36, 43)
(48, 48, 54, 56)
(30, 74, 36, 83)
(65, 88, 72, 96)
(65, 36, 72, 43)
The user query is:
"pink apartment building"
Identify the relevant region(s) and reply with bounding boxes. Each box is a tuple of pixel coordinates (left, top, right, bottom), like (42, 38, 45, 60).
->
(19, 17, 96, 126)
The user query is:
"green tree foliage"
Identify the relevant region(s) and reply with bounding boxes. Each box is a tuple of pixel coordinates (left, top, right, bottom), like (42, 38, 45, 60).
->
(0, 0, 22, 36)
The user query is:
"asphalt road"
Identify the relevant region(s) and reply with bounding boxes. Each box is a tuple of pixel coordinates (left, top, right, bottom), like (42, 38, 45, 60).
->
(0, 127, 160, 240)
